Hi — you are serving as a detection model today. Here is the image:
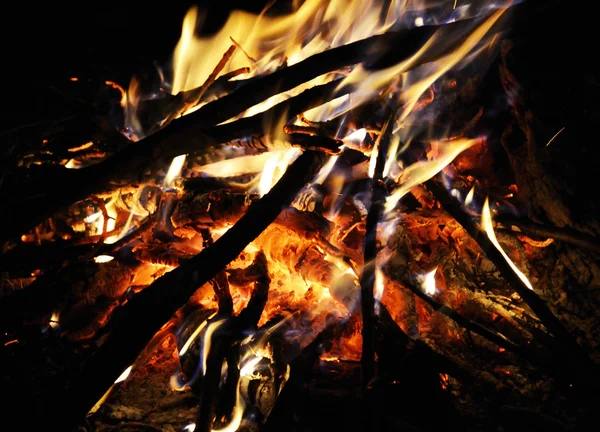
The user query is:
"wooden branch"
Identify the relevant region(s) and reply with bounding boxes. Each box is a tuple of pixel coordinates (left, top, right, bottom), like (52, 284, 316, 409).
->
(497, 216, 600, 255)
(360, 114, 395, 387)
(34, 151, 325, 431)
(424, 179, 589, 365)
(211, 272, 233, 315)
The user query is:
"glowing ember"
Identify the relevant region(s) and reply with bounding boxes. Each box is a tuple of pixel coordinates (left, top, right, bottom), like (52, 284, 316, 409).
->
(421, 268, 438, 296)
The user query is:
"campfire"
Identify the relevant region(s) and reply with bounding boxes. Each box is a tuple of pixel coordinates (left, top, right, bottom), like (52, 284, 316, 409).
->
(2, 1, 599, 430)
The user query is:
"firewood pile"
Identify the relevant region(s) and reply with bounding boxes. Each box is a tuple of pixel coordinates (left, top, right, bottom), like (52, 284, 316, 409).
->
(1, 1, 599, 431)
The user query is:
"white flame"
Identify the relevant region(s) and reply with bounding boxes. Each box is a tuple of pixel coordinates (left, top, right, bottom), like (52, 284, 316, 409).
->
(114, 365, 133, 384)
(201, 319, 227, 375)
(179, 311, 218, 356)
(257, 149, 300, 197)
(481, 198, 533, 290)
(240, 355, 263, 377)
(422, 268, 437, 296)
(344, 128, 367, 144)
(94, 255, 114, 264)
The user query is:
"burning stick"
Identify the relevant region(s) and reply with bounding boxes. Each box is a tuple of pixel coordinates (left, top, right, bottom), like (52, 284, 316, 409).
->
(38, 151, 326, 431)
(359, 113, 396, 388)
(497, 216, 600, 255)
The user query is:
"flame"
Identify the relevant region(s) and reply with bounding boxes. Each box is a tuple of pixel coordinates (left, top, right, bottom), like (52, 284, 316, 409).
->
(195, 153, 278, 178)
(481, 198, 533, 290)
(374, 266, 385, 314)
(313, 155, 340, 185)
(105, 81, 128, 108)
(114, 365, 133, 384)
(421, 267, 437, 296)
(385, 138, 480, 213)
(465, 185, 475, 206)
(164, 154, 187, 189)
(49, 311, 60, 329)
(344, 128, 367, 144)
(88, 364, 133, 416)
(201, 319, 227, 375)
(179, 311, 218, 356)
(212, 380, 244, 432)
(171, 0, 404, 96)
(94, 255, 114, 264)
(257, 149, 300, 196)
(239, 355, 263, 377)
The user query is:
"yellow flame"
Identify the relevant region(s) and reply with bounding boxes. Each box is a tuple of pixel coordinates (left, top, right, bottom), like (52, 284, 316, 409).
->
(385, 137, 479, 213)
(374, 266, 385, 301)
(171, 0, 403, 95)
(257, 149, 300, 196)
(164, 154, 187, 189)
(465, 185, 475, 206)
(383, 134, 401, 178)
(49, 311, 60, 329)
(481, 198, 533, 290)
(422, 267, 437, 296)
(94, 255, 114, 264)
(368, 140, 380, 179)
(334, 7, 507, 171)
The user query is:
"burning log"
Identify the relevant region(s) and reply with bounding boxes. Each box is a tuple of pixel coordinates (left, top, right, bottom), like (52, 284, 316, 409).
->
(33, 151, 325, 431)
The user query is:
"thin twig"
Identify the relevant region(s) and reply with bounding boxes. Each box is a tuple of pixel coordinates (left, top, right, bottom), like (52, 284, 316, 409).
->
(359, 113, 395, 387)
